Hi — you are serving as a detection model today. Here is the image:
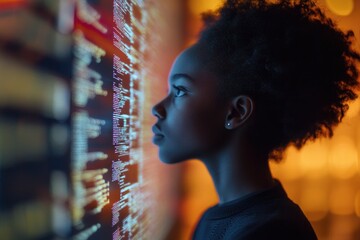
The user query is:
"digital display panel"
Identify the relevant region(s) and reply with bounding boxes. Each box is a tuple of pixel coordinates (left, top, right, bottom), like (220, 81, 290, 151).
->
(1, 0, 184, 239)
(0, 1, 72, 239)
(71, 0, 183, 239)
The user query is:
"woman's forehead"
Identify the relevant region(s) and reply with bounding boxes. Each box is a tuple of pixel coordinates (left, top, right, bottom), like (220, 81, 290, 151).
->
(169, 44, 215, 85)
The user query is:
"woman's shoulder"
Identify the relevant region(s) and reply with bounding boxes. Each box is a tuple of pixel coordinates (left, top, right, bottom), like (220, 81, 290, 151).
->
(193, 179, 318, 240)
(223, 196, 318, 240)
(226, 216, 317, 240)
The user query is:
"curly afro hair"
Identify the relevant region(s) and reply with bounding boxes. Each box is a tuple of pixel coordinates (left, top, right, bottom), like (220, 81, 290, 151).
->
(197, 0, 360, 162)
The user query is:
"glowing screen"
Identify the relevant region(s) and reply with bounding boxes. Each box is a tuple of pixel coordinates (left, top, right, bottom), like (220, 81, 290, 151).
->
(71, 0, 182, 239)
(0, 0, 183, 239)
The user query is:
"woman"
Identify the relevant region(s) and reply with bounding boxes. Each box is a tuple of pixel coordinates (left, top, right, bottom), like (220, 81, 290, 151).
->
(151, 0, 360, 239)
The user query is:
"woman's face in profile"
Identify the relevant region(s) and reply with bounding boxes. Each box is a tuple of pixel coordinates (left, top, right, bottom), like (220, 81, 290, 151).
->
(151, 44, 230, 164)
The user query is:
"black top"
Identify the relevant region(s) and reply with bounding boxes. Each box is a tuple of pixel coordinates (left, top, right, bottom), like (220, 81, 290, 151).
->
(192, 179, 317, 240)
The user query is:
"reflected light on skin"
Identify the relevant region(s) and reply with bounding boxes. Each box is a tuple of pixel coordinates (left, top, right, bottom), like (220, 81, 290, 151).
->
(329, 184, 355, 215)
(299, 141, 329, 179)
(328, 135, 358, 179)
(325, 0, 354, 16)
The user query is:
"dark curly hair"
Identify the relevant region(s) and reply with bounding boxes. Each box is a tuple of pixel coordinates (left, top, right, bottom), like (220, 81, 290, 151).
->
(197, 0, 360, 162)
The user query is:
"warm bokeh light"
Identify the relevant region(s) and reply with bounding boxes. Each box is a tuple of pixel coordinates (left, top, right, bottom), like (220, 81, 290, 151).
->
(300, 181, 328, 221)
(355, 191, 360, 217)
(0, 0, 28, 10)
(329, 184, 355, 215)
(325, 0, 354, 16)
(357, 124, 360, 171)
(328, 135, 358, 179)
(185, 0, 223, 46)
(299, 141, 329, 179)
(188, 0, 222, 16)
(271, 145, 303, 180)
(346, 99, 360, 118)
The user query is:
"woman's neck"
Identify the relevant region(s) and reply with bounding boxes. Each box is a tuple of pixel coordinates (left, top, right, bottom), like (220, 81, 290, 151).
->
(201, 141, 275, 204)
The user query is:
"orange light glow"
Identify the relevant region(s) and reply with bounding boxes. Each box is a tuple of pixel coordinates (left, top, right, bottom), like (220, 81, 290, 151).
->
(325, 0, 354, 16)
(0, 0, 28, 10)
(329, 184, 355, 215)
(328, 135, 358, 179)
(355, 191, 360, 217)
(345, 99, 360, 119)
(188, 0, 222, 16)
(299, 141, 329, 179)
(300, 182, 328, 221)
(272, 145, 303, 180)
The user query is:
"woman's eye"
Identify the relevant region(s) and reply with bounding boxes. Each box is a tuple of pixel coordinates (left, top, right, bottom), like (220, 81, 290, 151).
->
(173, 86, 187, 97)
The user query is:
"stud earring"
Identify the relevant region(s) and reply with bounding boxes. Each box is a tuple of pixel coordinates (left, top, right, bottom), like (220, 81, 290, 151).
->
(226, 122, 231, 127)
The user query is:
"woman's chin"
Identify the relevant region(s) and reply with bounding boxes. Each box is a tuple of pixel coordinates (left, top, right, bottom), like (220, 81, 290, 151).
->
(159, 157, 185, 164)
(159, 153, 189, 164)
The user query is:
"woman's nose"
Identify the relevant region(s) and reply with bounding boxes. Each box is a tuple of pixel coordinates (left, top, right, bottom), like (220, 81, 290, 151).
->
(151, 101, 166, 119)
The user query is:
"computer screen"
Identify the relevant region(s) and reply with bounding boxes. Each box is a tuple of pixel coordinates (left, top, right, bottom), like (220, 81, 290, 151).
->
(0, 0, 184, 239)
(71, 0, 183, 239)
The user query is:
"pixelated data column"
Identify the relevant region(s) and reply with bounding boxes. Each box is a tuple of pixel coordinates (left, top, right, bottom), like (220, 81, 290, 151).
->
(72, 1, 110, 239)
(112, 0, 148, 238)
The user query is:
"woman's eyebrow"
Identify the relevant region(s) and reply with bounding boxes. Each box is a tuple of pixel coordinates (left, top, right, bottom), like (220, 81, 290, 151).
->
(170, 73, 195, 83)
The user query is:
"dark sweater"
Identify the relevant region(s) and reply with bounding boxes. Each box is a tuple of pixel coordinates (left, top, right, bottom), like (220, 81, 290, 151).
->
(192, 179, 317, 240)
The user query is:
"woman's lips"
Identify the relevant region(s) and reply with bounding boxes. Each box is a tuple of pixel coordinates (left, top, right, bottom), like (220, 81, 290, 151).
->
(151, 125, 163, 135)
(152, 134, 164, 144)
(151, 125, 165, 144)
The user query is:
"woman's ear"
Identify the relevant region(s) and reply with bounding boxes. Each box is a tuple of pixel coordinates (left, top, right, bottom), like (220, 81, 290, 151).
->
(224, 95, 254, 129)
